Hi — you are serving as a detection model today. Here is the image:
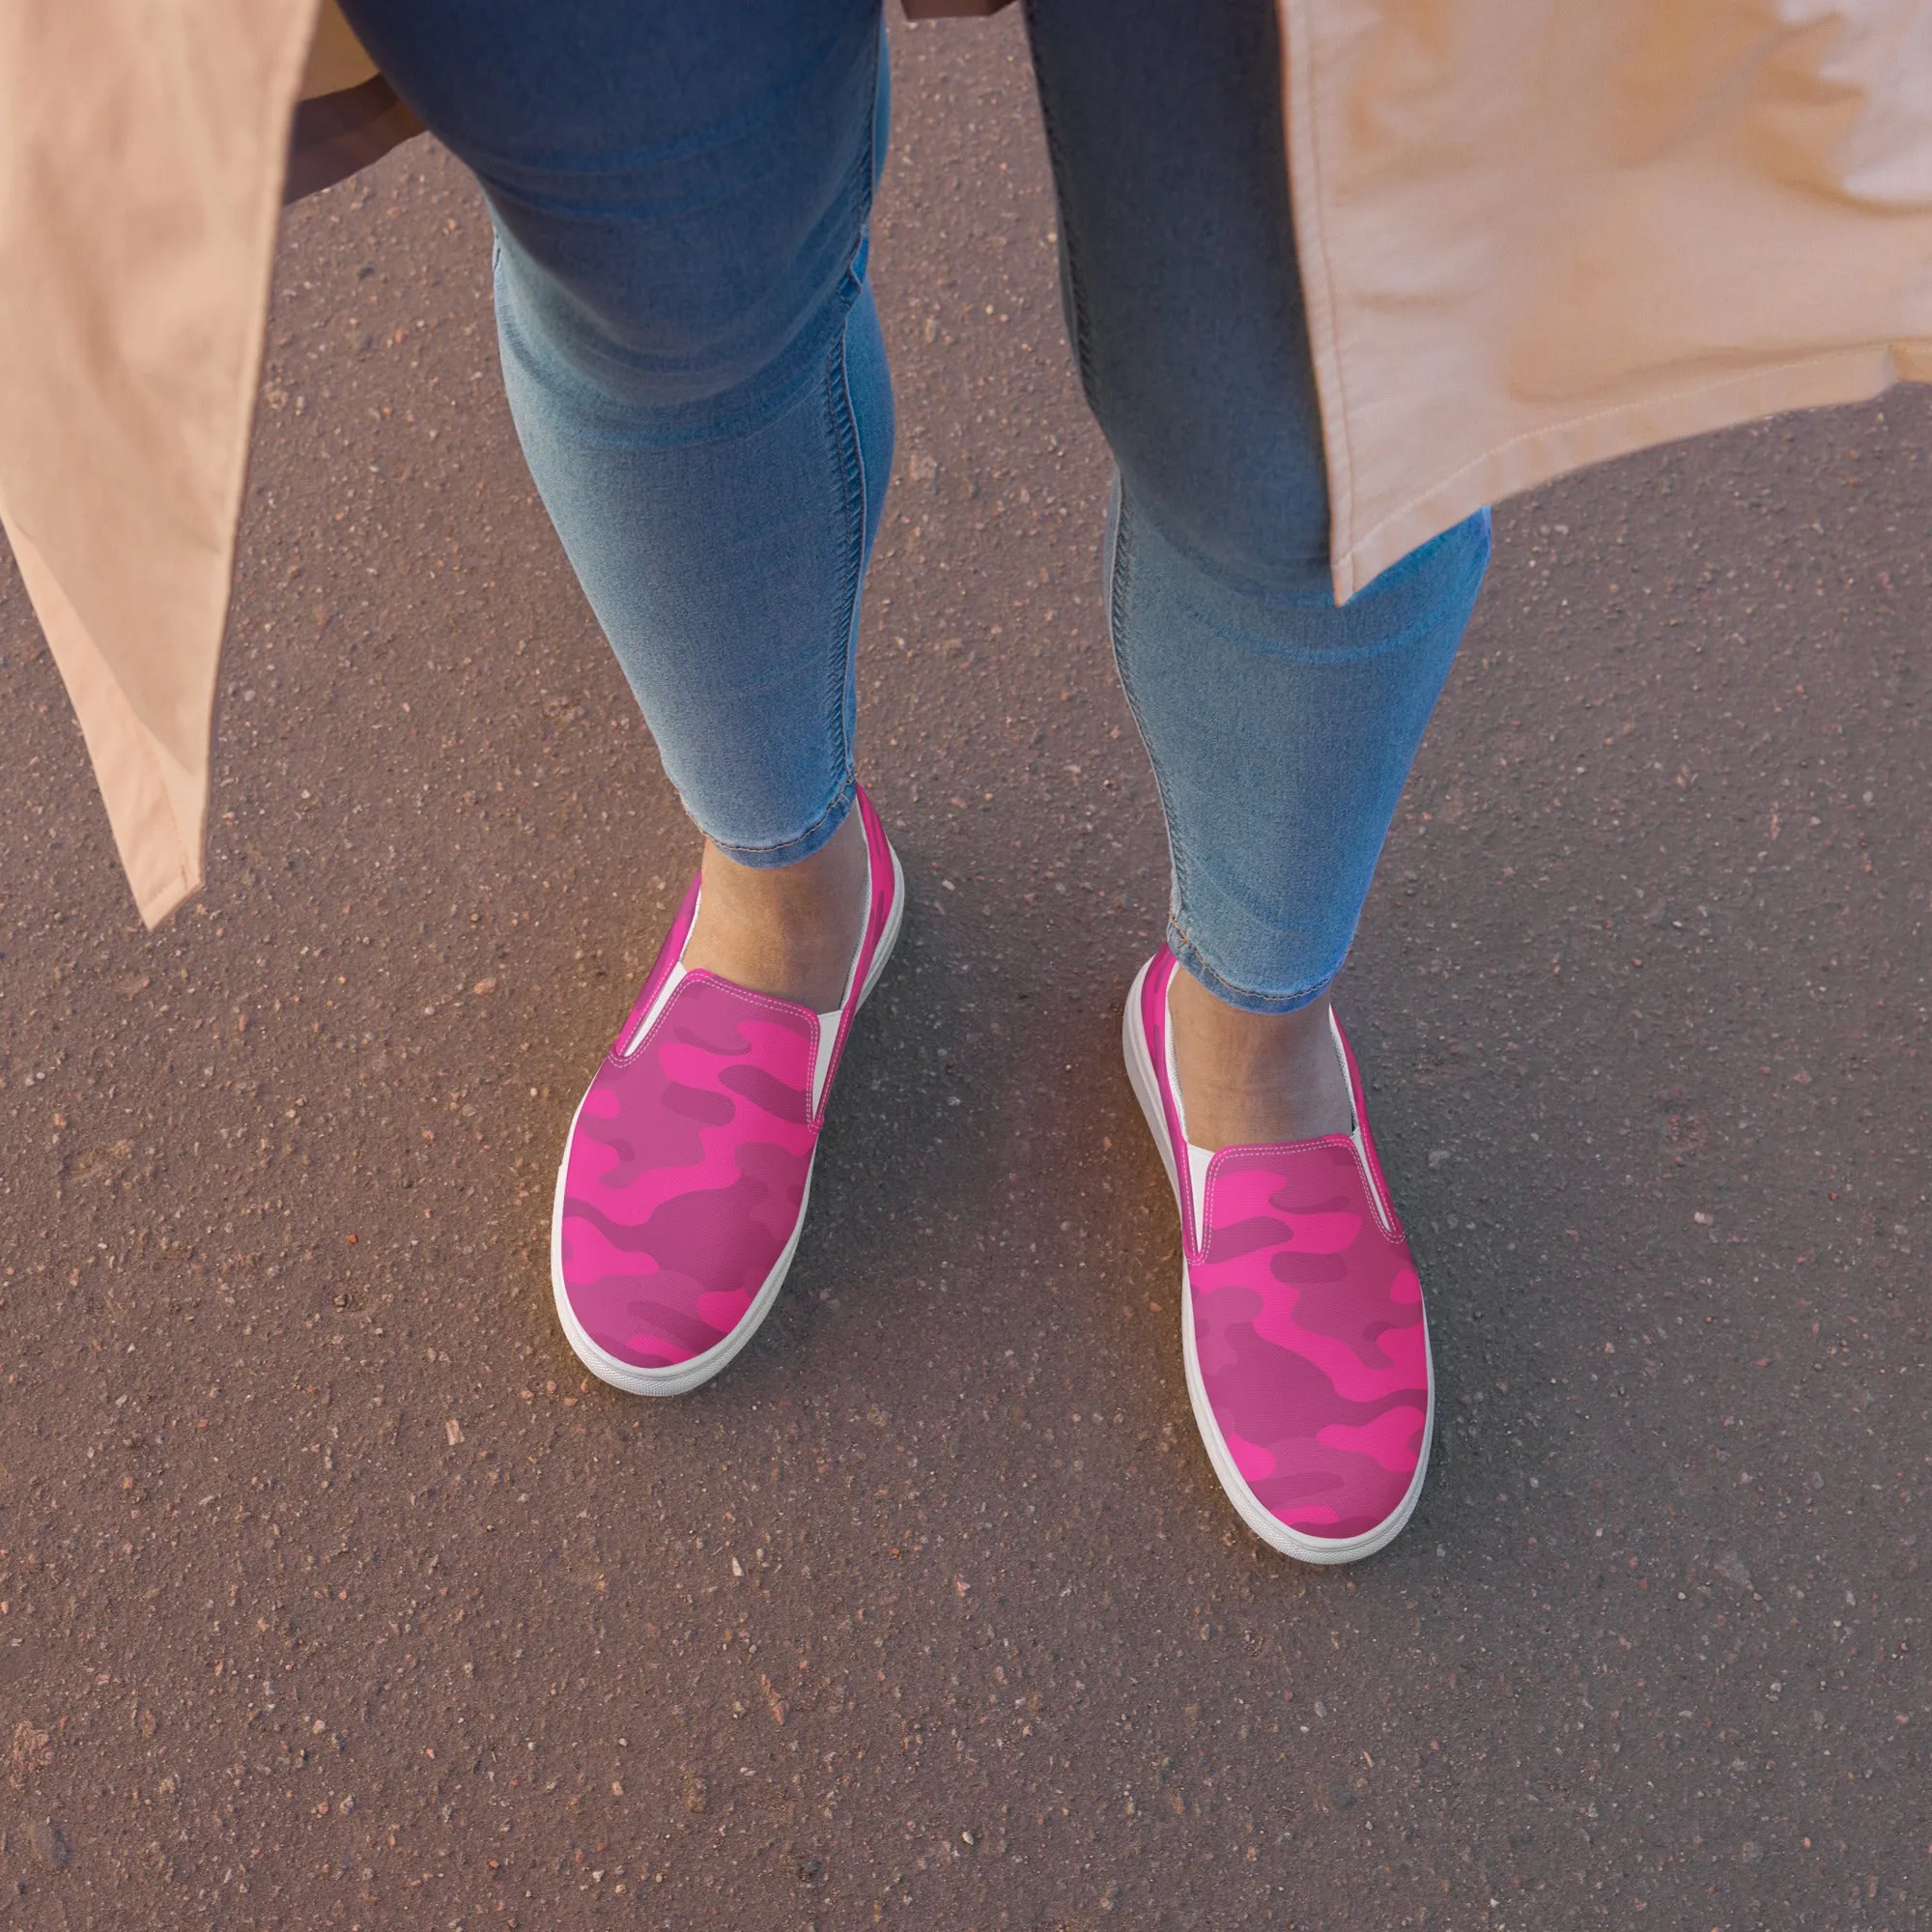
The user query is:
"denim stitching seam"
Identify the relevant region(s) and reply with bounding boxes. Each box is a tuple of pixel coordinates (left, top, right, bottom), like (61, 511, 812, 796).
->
(1106, 487, 1188, 942)
(825, 293, 867, 813)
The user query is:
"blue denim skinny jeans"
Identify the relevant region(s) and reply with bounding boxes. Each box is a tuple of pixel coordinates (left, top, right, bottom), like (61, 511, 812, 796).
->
(341, 0, 1491, 1013)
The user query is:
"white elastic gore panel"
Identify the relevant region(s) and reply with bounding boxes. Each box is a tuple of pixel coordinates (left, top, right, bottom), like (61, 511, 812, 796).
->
(624, 961, 687, 1058)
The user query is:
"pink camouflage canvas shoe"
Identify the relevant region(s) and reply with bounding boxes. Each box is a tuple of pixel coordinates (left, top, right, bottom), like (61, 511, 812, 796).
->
(1122, 947, 1433, 1563)
(551, 786, 903, 1395)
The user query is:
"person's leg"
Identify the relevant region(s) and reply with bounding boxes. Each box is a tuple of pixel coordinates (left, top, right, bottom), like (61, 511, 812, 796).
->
(341, 1, 905, 1393)
(338, 0, 890, 1007)
(1023, 0, 1491, 1147)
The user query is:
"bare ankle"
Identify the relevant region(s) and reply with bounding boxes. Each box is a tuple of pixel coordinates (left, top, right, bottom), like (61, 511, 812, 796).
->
(682, 809, 869, 1010)
(1167, 966, 1353, 1151)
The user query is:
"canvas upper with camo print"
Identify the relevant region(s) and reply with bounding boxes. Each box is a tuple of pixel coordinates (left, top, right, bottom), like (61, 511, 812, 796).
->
(551, 786, 903, 1396)
(1122, 946, 1434, 1563)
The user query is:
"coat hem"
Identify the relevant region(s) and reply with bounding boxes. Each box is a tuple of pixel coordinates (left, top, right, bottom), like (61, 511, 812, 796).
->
(0, 0, 319, 925)
(1274, 0, 1362, 606)
(1332, 344, 1932, 602)
(0, 507, 204, 926)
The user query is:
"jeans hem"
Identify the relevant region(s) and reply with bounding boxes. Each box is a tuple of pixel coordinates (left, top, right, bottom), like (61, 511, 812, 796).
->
(702, 779, 858, 872)
(1167, 923, 1337, 1017)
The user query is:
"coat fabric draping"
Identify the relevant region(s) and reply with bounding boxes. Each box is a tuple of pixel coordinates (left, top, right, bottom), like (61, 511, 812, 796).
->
(4, 0, 1932, 924)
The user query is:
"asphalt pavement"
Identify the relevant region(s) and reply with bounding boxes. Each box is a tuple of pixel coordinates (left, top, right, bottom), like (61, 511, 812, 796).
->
(0, 14, 1927, 1929)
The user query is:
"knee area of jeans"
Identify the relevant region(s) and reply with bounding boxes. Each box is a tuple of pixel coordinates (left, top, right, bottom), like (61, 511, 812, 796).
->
(495, 232, 867, 433)
(1117, 489, 1491, 666)
(1314, 508, 1493, 657)
(1113, 469, 1333, 611)
(1384, 506, 1492, 599)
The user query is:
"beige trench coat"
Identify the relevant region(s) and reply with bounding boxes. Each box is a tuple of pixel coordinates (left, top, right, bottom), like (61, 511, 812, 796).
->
(5, 0, 1932, 925)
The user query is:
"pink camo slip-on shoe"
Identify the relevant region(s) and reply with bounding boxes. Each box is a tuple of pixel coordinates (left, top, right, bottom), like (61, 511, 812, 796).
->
(1122, 947, 1433, 1564)
(551, 787, 903, 1396)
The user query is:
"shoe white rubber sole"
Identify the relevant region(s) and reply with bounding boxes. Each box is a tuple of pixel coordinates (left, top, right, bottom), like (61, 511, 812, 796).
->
(552, 844, 905, 1397)
(1122, 957, 1433, 1565)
